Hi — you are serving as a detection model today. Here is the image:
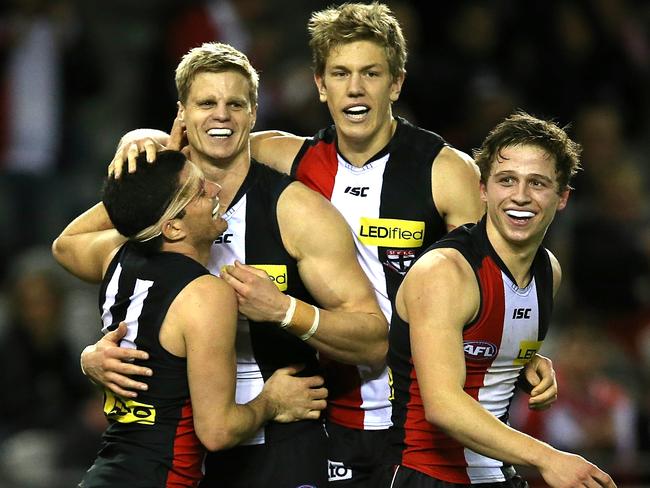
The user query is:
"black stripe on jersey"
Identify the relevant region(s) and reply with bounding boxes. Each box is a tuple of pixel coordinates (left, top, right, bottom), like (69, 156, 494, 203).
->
(533, 249, 553, 340)
(242, 162, 321, 381)
(379, 117, 448, 301)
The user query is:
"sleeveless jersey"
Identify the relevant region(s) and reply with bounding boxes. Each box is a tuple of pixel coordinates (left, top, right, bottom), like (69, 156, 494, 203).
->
(208, 161, 321, 446)
(81, 243, 209, 488)
(292, 117, 448, 430)
(387, 218, 554, 483)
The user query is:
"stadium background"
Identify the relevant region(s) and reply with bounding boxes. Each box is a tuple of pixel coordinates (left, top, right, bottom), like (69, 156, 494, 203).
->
(0, 0, 648, 486)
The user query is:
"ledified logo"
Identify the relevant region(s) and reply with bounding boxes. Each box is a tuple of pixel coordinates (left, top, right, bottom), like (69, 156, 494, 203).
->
(357, 218, 425, 247)
(251, 264, 288, 291)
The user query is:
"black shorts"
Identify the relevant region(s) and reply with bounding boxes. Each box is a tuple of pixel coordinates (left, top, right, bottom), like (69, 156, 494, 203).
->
(373, 465, 529, 488)
(326, 421, 389, 487)
(200, 422, 328, 488)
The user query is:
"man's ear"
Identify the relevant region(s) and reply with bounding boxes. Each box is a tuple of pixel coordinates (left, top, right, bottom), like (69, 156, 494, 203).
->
(480, 181, 488, 204)
(389, 72, 405, 102)
(161, 218, 186, 242)
(177, 101, 185, 122)
(314, 74, 327, 103)
(557, 188, 571, 211)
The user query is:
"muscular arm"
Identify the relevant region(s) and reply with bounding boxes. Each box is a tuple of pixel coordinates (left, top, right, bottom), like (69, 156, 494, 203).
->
(250, 131, 306, 175)
(222, 182, 388, 369)
(51, 202, 126, 283)
(400, 249, 614, 486)
(177, 275, 326, 451)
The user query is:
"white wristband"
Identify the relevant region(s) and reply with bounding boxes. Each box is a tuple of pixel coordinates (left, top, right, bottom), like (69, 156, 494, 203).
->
(280, 295, 297, 329)
(300, 306, 320, 341)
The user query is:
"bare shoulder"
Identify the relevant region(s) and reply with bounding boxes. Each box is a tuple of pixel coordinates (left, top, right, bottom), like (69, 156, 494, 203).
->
(175, 274, 237, 317)
(277, 181, 352, 259)
(407, 247, 474, 288)
(431, 146, 484, 230)
(250, 131, 307, 175)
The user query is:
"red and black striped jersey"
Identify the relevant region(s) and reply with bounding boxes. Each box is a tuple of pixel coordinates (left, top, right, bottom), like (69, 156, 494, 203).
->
(292, 117, 449, 430)
(387, 218, 554, 483)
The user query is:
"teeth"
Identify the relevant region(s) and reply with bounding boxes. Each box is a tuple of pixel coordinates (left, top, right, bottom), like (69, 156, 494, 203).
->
(506, 210, 534, 218)
(207, 128, 233, 137)
(344, 106, 369, 114)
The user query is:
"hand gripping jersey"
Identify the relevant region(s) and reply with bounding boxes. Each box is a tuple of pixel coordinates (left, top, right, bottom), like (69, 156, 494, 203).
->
(208, 161, 322, 446)
(81, 243, 209, 488)
(386, 218, 554, 483)
(292, 117, 448, 430)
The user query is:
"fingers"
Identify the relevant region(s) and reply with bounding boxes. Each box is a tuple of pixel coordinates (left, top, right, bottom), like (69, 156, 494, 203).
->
(127, 143, 139, 174)
(275, 363, 306, 376)
(234, 260, 268, 278)
(143, 139, 158, 163)
(168, 115, 187, 151)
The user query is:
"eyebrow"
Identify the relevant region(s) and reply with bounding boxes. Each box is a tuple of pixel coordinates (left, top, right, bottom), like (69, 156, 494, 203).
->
(493, 171, 555, 183)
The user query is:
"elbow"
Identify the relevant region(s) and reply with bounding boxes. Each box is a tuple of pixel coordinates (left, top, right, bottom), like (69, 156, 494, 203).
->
(196, 423, 241, 452)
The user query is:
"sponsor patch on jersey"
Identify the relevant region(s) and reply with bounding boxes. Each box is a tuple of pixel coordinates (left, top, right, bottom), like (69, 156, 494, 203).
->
(384, 249, 417, 274)
(328, 460, 352, 481)
(514, 340, 542, 365)
(104, 390, 156, 425)
(251, 264, 288, 291)
(464, 340, 498, 361)
(357, 218, 425, 248)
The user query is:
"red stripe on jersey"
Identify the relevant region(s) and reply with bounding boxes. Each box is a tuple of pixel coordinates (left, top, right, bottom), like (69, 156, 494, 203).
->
(464, 257, 506, 401)
(401, 257, 506, 483)
(166, 401, 204, 487)
(295, 141, 338, 200)
(324, 361, 364, 428)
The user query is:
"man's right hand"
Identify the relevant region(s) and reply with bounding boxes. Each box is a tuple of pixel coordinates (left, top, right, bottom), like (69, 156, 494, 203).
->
(81, 322, 152, 398)
(263, 365, 328, 423)
(108, 114, 188, 178)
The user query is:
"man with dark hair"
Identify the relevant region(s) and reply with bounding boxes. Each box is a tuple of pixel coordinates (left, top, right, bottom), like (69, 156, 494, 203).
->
(382, 112, 615, 487)
(52, 150, 327, 487)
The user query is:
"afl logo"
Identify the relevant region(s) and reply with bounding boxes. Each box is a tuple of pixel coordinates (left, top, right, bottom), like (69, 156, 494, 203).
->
(464, 341, 497, 360)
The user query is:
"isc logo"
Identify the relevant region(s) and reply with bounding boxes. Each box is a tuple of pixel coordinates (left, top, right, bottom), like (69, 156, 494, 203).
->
(463, 341, 497, 360)
(214, 233, 233, 244)
(344, 186, 369, 197)
(512, 308, 532, 319)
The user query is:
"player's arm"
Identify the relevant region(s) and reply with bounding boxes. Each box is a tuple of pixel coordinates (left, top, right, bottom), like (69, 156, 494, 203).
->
(250, 131, 306, 175)
(51, 202, 126, 283)
(177, 275, 327, 451)
(431, 146, 484, 231)
(401, 249, 614, 487)
(221, 182, 388, 369)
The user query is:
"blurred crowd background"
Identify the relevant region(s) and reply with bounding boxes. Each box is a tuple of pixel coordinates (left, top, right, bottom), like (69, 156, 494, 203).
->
(0, 0, 648, 486)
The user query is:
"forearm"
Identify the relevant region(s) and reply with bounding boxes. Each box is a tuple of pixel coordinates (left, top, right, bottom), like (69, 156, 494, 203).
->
(282, 297, 388, 367)
(199, 392, 275, 451)
(57, 202, 114, 238)
(427, 389, 555, 468)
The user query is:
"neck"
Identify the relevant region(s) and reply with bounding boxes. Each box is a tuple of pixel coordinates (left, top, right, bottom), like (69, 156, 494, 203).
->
(485, 221, 541, 288)
(189, 147, 250, 210)
(337, 117, 397, 167)
(162, 241, 212, 268)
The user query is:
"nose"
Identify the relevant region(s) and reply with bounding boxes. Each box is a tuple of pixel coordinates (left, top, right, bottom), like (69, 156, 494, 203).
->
(211, 102, 230, 120)
(511, 181, 532, 204)
(347, 72, 365, 96)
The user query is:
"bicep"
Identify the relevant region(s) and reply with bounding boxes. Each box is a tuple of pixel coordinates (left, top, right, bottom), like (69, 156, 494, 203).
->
(403, 253, 478, 404)
(183, 278, 239, 423)
(279, 184, 377, 313)
(53, 230, 125, 282)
